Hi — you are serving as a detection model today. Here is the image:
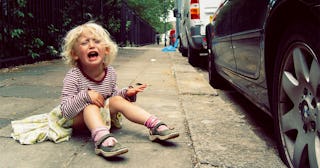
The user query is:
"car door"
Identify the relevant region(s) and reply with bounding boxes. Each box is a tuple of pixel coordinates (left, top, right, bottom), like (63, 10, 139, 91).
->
(212, 0, 236, 72)
(230, 0, 268, 79)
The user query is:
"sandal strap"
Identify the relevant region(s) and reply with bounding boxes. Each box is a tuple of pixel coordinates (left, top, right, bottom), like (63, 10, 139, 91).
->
(95, 133, 114, 148)
(151, 121, 167, 134)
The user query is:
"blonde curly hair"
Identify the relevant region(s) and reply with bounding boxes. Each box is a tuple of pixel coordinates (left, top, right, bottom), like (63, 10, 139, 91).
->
(61, 21, 118, 67)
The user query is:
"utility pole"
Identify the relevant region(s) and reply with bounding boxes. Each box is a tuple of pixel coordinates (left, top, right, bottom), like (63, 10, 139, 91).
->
(164, 0, 167, 47)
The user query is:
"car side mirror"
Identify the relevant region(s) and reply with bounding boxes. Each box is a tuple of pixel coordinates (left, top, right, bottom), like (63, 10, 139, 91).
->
(173, 9, 181, 18)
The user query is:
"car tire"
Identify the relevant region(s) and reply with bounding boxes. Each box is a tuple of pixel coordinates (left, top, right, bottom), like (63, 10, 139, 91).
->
(179, 38, 188, 57)
(188, 44, 199, 67)
(272, 23, 320, 168)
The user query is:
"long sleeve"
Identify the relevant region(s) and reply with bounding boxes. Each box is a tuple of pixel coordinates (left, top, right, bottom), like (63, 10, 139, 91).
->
(112, 85, 136, 102)
(60, 67, 136, 120)
(60, 69, 92, 120)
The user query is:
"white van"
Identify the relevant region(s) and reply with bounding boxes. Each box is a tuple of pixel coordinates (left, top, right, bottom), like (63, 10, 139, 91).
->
(174, 0, 222, 67)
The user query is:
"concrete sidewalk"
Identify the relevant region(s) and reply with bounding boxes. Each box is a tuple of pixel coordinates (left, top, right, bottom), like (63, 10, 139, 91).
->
(0, 44, 285, 168)
(0, 45, 203, 168)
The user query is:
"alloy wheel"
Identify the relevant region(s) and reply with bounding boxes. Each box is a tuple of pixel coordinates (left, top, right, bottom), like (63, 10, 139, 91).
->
(278, 42, 320, 167)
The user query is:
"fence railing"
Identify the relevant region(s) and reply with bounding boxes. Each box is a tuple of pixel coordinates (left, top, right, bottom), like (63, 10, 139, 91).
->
(0, 0, 156, 68)
(119, 3, 156, 46)
(0, 0, 64, 67)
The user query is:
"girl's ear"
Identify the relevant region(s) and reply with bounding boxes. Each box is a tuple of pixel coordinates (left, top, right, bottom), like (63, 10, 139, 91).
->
(71, 50, 79, 60)
(105, 47, 110, 56)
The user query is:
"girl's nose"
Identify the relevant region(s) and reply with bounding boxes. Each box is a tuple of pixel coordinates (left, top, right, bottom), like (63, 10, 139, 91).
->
(88, 40, 95, 48)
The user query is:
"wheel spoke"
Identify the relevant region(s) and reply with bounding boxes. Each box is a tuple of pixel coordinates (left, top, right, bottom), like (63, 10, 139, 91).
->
(281, 108, 301, 132)
(308, 135, 320, 168)
(310, 59, 320, 93)
(282, 71, 299, 101)
(293, 48, 310, 83)
(293, 132, 308, 167)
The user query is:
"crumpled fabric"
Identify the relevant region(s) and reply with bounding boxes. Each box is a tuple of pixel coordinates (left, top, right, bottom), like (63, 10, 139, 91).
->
(11, 100, 111, 145)
(162, 39, 179, 52)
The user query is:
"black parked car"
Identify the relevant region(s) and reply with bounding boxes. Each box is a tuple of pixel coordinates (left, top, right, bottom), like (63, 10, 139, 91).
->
(207, 0, 320, 167)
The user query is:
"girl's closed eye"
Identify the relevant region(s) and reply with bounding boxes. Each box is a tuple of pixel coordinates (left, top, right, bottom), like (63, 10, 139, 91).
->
(94, 39, 101, 44)
(80, 39, 100, 46)
(80, 39, 89, 46)
(81, 41, 88, 46)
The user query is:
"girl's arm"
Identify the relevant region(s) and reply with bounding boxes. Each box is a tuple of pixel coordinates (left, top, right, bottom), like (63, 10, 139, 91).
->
(60, 70, 92, 120)
(109, 67, 136, 102)
(112, 83, 137, 102)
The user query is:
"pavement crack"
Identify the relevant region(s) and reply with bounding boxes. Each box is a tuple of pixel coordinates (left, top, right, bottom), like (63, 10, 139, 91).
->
(177, 95, 200, 168)
(63, 144, 86, 167)
(196, 161, 222, 168)
(180, 92, 219, 96)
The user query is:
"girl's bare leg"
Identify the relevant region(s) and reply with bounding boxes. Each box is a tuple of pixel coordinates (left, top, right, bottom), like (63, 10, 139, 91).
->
(109, 96, 151, 125)
(73, 104, 122, 150)
(72, 110, 86, 130)
(72, 104, 106, 131)
(109, 96, 179, 141)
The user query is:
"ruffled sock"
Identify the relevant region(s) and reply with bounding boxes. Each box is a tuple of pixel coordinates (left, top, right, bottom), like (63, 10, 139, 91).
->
(144, 116, 168, 132)
(91, 127, 117, 147)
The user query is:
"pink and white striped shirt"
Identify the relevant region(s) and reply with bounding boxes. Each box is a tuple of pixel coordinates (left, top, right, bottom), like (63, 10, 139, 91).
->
(60, 66, 135, 119)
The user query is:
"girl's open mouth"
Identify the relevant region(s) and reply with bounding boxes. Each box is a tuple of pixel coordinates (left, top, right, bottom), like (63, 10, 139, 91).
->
(88, 51, 98, 58)
(87, 51, 99, 61)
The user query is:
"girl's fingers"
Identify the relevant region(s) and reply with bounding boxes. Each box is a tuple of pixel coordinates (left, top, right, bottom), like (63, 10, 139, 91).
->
(88, 90, 105, 107)
(95, 96, 104, 107)
(99, 97, 105, 107)
(135, 83, 147, 88)
(138, 88, 145, 92)
(138, 85, 147, 90)
(97, 100, 104, 108)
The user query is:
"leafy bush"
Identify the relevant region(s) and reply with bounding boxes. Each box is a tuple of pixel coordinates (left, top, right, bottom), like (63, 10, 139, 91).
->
(1, 0, 46, 59)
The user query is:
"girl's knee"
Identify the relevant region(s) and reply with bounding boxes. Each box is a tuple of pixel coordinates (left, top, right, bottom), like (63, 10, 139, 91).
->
(110, 96, 127, 102)
(109, 96, 131, 113)
(84, 104, 100, 112)
(83, 104, 101, 117)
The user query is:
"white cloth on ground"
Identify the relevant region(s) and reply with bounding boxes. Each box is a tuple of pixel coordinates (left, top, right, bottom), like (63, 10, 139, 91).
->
(11, 100, 111, 145)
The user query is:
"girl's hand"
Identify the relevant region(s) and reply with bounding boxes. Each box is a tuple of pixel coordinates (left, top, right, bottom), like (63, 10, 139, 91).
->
(126, 84, 147, 97)
(87, 90, 105, 107)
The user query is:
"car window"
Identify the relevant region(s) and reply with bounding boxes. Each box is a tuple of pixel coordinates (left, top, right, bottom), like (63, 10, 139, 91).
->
(231, 0, 268, 34)
(214, 1, 232, 37)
